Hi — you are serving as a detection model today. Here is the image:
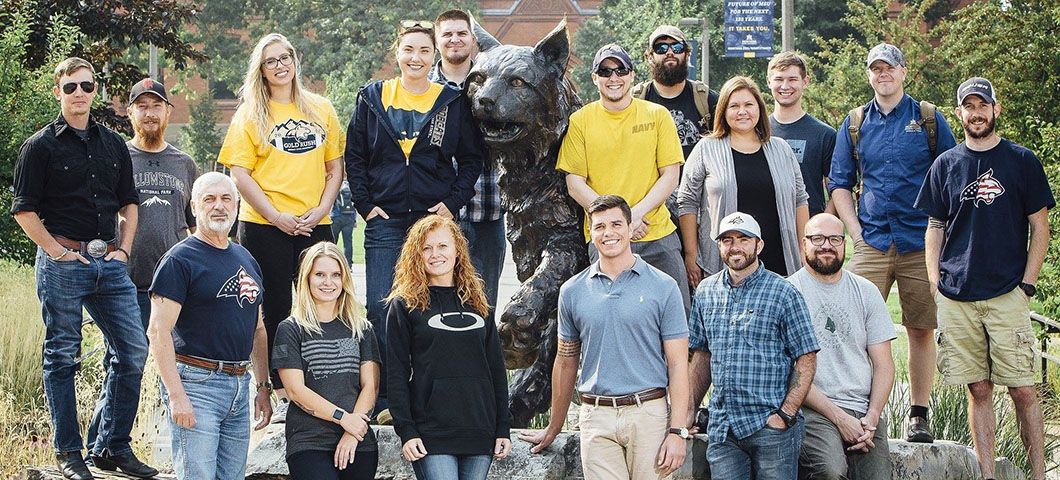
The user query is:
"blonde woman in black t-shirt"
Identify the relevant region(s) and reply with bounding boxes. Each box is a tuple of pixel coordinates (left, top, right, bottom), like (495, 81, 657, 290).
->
(273, 242, 380, 480)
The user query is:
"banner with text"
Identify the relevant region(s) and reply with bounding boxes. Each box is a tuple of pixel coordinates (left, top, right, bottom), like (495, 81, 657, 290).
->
(724, 0, 774, 58)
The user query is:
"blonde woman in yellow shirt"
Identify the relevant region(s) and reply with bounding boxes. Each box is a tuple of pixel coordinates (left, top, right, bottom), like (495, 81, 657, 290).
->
(218, 33, 345, 419)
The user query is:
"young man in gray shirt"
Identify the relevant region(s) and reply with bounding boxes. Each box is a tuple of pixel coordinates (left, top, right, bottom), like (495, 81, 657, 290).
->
(788, 214, 896, 479)
(520, 195, 689, 479)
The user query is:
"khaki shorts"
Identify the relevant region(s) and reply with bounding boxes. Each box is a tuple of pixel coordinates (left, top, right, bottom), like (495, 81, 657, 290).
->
(935, 287, 1039, 387)
(848, 240, 937, 329)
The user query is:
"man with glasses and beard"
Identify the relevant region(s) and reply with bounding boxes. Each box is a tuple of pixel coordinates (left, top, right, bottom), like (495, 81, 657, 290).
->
(12, 57, 155, 480)
(915, 77, 1053, 480)
(788, 213, 896, 480)
(149, 172, 273, 480)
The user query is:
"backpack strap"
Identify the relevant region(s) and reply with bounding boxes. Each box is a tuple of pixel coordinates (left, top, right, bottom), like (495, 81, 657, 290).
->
(690, 80, 713, 131)
(917, 100, 938, 155)
(631, 81, 648, 100)
(847, 106, 866, 198)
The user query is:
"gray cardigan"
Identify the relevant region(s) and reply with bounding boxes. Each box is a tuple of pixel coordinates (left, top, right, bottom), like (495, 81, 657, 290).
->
(676, 136, 809, 276)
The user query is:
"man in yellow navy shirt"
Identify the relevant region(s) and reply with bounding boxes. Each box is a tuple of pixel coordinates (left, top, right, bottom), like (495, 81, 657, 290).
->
(557, 43, 690, 312)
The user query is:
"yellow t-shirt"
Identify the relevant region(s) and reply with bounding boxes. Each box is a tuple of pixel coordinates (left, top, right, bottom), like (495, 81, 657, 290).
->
(556, 98, 684, 242)
(381, 78, 444, 158)
(218, 99, 345, 225)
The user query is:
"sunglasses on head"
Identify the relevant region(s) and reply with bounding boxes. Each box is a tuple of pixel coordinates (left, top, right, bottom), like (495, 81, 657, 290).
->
(596, 67, 631, 78)
(653, 42, 688, 55)
(400, 20, 434, 29)
(61, 81, 95, 95)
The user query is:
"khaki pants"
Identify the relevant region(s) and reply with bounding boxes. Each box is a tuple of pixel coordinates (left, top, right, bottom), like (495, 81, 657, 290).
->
(578, 396, 671, 480)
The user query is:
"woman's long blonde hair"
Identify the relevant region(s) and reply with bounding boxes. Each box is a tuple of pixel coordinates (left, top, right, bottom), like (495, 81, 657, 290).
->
(290, 242, 369, 339)
(386, 216, 490, 317)
(237, 33, 327, 143)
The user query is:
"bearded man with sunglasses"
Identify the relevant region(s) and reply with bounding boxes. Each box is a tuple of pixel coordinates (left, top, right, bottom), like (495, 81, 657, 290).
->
(12, 57, 155, 480)
(787, 213, 896, 480)
(557, 43, 691, 313)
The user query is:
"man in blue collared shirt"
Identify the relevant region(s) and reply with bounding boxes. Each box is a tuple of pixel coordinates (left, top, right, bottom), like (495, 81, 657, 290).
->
(687, 212, 819, 480)
(829, 43, 956, 444)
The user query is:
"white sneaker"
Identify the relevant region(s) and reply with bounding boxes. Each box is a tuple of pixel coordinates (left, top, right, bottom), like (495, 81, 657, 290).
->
(271, 399, 289, 424)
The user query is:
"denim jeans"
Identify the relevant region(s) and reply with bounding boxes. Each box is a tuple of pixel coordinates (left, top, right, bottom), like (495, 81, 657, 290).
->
(460, 216, 506, 309)
(161, 364, 251, 480)
(708, 416, 804, 480)
(364, 212, 425, 411)
(331, 213, 357, 265)
(35, 247, 148, 454)
(412, 454, 492, 480)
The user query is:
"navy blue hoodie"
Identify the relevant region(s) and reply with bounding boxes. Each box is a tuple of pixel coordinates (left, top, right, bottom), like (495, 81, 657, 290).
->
(344, 80, 485, 220)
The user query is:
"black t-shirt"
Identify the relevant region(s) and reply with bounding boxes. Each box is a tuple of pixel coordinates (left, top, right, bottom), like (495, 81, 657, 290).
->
(915, 139, 1055, 301)
(272, 318, 381, 457)
(644, 82, 705, 159)
(150, 236, 263, 361)
(733, 147, 788, 276)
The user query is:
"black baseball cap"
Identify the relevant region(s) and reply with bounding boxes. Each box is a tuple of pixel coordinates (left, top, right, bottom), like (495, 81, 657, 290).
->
(957, 77, 996, 105)
(128, 78, 172, 106)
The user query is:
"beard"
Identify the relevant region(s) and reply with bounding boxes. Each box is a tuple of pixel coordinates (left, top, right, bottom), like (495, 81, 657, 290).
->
(442, 48, 471, 65)
(202, 215, 235, 235)
(650, 57, 689, 87)
(723, 249, 758, 271)
(963, 111, 996, 139)
(807, 251, 843, 275)
(132, 117, 167, 150)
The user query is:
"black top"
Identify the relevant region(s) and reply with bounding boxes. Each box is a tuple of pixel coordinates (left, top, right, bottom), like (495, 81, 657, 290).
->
(12, 114, 138, 241)
(644, 82, 706, 159)
(272, 318, 381, 457)
(386, 286, 511, 455)
(733, 147, 788, 276)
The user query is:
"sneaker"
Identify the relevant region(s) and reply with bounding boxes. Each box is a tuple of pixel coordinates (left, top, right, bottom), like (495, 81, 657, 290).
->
(905, 416, 934, 443)
(375, 408, 392, 425)
(271, 398, 289, 424)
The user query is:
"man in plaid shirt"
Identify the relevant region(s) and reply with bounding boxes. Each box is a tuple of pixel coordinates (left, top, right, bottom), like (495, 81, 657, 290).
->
(687, 212, 819, 480)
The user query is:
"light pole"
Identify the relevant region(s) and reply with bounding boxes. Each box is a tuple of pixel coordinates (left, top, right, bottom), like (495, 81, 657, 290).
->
(782, 0, 794, 51)
(678, 17, 708, 87)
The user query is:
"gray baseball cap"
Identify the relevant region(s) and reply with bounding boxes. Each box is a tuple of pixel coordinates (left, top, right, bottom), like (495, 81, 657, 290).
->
(592, 44, 634, 72)
(649, 25, 686, 46)
(715, 212, 762, 240)
(866, 43, 905, 68)
(957, 77, 996, 105)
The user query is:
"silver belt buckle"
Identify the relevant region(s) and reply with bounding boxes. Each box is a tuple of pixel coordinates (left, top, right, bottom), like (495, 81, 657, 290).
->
(86, 239, 108, 258)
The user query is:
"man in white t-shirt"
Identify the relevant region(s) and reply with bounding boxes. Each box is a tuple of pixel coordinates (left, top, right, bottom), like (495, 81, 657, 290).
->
(788, 214, 896, 479)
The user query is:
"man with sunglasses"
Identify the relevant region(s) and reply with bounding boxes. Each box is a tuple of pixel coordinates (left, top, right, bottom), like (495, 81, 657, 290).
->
(788, 213, 896, 480)
(558, 43, 690, 313)
(12, 57, 156, 479)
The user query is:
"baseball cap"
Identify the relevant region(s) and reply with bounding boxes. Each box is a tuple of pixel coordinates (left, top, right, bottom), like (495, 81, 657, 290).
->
(649, 25, 686, 46)
(865, 43, 905, 68)
(128, 77, 172, 106)
(715, 212, 762, 240)
(592, 44, 634, 72)
(957, 77, 996, 105)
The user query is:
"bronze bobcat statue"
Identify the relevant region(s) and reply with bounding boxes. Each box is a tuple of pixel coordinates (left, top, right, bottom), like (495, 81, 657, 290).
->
(466, 19, 588, 426)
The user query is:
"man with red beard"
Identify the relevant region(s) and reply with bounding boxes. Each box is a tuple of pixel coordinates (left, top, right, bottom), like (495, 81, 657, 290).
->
(788, 213, 896, 479)
(915, 77, 1053, 480)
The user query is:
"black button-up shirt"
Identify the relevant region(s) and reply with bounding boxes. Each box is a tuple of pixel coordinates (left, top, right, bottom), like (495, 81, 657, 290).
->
(11, 114, 138, 242)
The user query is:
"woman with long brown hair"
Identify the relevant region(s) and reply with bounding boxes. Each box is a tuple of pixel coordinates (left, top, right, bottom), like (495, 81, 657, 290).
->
(385, 216, 511, 480)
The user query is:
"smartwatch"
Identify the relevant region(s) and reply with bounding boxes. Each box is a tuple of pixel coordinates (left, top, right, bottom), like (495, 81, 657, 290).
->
(668, 427, 691, 439)
(332, 409, 345, 422)
(1019, 282, 1037, 298)
(775, 409, 796, 428)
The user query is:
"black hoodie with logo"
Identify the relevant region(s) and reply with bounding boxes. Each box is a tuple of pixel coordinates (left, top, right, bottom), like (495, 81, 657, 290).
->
(386, 286, 512, 455)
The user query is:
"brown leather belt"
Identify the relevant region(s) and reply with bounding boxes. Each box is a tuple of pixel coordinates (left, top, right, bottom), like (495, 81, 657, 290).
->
(580, 387, 667, 407)
(53, 235, 116, 258)
(175, 353, 249, 376)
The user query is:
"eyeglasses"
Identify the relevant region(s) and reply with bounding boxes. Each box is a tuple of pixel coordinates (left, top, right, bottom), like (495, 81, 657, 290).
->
(400, 20, 434, 30)
(652, 43, 687, 55)
(596, 67, 631, 78)
(262, 53, 294, 70)
(804, 235, 845, 247)
(60, 81, 96, 95)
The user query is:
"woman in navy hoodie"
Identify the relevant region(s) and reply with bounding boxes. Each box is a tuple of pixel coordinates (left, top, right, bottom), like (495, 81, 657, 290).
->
(345, 21, 484, 413)
(386, 215, 511, 480)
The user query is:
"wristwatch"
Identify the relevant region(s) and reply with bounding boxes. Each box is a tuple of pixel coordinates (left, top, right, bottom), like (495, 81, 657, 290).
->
(332, 409, 345, 421)
(668, 427, 691, 439)
(256, 380, 273, 392)
(775, 409, 796, 428)
(1019, 282, 1037, 298)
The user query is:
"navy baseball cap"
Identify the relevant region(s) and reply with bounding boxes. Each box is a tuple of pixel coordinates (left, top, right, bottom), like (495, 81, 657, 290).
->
(957, 77, 996, 105)
(592, 44, 634, 72)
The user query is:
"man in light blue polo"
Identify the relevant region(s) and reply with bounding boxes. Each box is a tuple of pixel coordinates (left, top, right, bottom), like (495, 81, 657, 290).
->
(520, 194, 689, 479)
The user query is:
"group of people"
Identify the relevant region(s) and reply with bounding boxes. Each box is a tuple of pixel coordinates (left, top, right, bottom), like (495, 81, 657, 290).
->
(10, 9, 1052, 480)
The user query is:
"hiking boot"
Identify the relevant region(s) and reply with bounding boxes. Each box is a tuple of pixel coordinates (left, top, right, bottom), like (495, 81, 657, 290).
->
(905, 416, 934, 443)
(270, 398, 289, 424)
(375, 408, 392, 425)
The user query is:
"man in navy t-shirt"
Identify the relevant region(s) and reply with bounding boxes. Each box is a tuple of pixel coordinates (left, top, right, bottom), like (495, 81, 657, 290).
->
(915, 77, 1054, 480)
(147, 172, 273, 480)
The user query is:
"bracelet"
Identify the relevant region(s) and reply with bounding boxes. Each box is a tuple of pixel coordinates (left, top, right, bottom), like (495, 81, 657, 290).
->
(116, 247, 130, 259)
(49, 250, 68, 261)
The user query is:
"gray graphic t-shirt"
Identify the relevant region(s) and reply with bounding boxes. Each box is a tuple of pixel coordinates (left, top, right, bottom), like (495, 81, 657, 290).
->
(127, 143, 198, 290)
(788, 268, 896, 413)
(769, 113, 837, 216)
(272, 318, 381, 457)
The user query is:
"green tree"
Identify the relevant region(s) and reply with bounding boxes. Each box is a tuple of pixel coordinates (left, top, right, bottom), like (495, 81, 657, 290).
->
(180, 93, 223, 174)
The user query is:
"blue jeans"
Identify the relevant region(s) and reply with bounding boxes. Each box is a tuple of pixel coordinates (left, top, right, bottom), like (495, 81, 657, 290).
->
(364, 213, 425, 411)
(412, 454, 492, 480)
(161, 364, 251, 480)
(35, 248, 147, 454)
(460, 216, 506, 309)
(331, 213, 357, 265)
(87, 290, 153, 453)
(708, 417, 804, 480)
